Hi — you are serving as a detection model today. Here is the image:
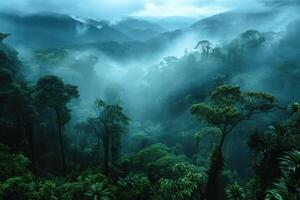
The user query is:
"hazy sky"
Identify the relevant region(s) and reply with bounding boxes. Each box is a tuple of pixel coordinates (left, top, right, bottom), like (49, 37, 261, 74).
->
(0, 0, 264, 20)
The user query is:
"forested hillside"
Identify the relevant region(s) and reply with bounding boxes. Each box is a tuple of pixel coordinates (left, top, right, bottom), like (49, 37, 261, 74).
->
(0, 1, 300, 200)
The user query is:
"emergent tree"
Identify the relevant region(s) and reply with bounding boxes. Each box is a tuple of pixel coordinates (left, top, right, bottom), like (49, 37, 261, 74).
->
(36, 75, 79, 174)
(191, 84, 275, 200)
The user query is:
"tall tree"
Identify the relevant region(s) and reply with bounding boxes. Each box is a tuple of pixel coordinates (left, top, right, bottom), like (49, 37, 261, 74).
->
(191, 84, 275, 200)
(195, 40, 212, 56)
(36, 75, 79, 174)
(94, 99, 129, 175)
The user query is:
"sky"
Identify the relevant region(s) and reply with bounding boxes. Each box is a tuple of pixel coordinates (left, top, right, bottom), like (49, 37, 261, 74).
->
(0, 0, 265, 20)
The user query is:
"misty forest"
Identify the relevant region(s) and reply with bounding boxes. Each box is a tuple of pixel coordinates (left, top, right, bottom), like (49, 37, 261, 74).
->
(0, 0, 300, 199)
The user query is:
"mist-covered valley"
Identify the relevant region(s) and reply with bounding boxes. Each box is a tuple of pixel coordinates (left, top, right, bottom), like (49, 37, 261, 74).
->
(1, 1, 300, 199)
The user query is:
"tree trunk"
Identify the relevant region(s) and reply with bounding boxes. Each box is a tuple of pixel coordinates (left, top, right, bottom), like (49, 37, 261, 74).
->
(204, 130, 227, 200)
(103, 124, 109, 175)
(96, 133, 100, 166)
(111, 131, 120, 180)
(56, 109, 66, 175)
(111, 132, 114, 168)
(204, 147, 225, 200)
(73, 130, 79, 162)
(219, 133, 226, 150)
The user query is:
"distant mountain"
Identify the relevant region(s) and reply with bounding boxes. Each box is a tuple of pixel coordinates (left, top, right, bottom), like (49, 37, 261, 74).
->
(115, 10, 284, 51)
(111, 17, 171, 41)
(115, 9, 297, 58)
(188, 10, 281, 40)
(113, 17, 166, 33)
(0, 12, 131, 49)
(125, 29, 160, 41)
(2, 9, 296, 61)
(142, 16, 199, 31)
(156, 8, 299, 42)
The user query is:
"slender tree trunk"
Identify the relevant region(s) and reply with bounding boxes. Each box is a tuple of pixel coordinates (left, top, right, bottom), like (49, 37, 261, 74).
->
(111, 132, 115, 168)
(96, 133, 100, 166)
(111, 131, 120, 180)
(56, 109, 66, 175)
(103, 124, 109, 175)
(219, 133, 226, 150)
(73, 130, 79, 162)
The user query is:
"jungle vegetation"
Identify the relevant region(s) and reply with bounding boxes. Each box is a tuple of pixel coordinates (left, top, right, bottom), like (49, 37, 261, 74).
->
(0, 8, 300, 200)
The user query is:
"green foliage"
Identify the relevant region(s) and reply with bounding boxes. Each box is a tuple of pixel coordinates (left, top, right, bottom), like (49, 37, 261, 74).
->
(35, 75, 79, 131)
(35, 75, 79, 174)
(0, 62, 35, 152)
(131, 143, 170, 168)
(94, 98, 129, 174)
(192, 85, 275, 199)
(226, 182, 246, 200)
(150, 154, 190, 177)
(0, 144, 29, 181)
(95, 98, 129, 127)
(191, 85, 275, 133)
(131, 132, 153, 151)
(248, 110, 300, 199)
(0, 170, 111, 200)
(85, 182, 111, 200)
(0, 175, 37, 200)
(36, 75, 79, 111)
(191, 103, 240, 126)
(243, 92, 275, 112)
(266, 150, 300, 200)
(57, 171, 108, 200)
(265, 178, 297, 200)
(286, 111, 300, 133)
(280, 151, 300, 179)
(199, 127, 222, 136)
(117, 174, 152, 200)
(131, 143, 193, 182)
(157, 163, 205, 200)
(194, 127, 221, 149)
(38, 180, 58, 200)
(1, 17, 300, 200)
(210, 84, 242, 106)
